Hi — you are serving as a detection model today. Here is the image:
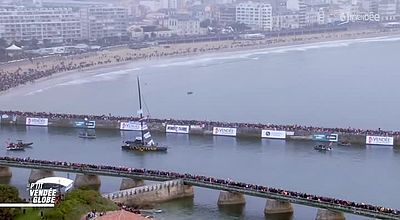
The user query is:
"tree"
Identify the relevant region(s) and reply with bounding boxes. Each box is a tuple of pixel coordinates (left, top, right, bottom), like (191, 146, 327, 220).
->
(0, 184, 21, 220)
(0, 38, 7, 49)
(200, 19, 211, 28)
(31, 38, 39, 49)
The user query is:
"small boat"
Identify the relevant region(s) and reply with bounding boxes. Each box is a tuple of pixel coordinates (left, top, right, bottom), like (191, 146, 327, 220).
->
(78, 132, 96, 139)
(187, 91, 193, 95)
(121, 77, 168, 153)
(314, 144, 332, 151)
(7, 140, 33, 148)
(337, 141, 351, 146)
(6, 144, 25, 151)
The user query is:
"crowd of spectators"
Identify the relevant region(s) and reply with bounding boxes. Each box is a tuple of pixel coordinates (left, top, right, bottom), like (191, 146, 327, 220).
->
(0, 39, 277, 93)
(1, 110, 399, 136)
(0, 156, 398, 217)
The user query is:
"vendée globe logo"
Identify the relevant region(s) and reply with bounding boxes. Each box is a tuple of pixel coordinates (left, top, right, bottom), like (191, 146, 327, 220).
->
(339, 12, 380, 25)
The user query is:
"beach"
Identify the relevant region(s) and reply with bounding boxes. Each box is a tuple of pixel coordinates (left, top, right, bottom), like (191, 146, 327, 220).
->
(1, 28, 400, 93)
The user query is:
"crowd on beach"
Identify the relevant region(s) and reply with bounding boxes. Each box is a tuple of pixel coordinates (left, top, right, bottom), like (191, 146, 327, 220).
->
(1, 29, 398, 93)
(0, 156, 398, 217)
(1, 110, 399, 136)
(0, 38, 281, 92)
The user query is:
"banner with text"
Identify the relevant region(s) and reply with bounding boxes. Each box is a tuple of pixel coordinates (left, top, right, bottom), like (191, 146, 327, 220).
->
(166, 125, 190, 134)
(26, 117, 48, 126)
(312, 134, 338, 142)
(261, 130, 286, 139)
(74, 121, 96, 129)
(366, 136, 394, 146)
(213, 127, 237, 137)
(119, 121, 147, 131)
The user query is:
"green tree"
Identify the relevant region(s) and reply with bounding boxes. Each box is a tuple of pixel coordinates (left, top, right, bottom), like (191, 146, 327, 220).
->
(0, 38, 7, 49)
(0, 184, 22, 220)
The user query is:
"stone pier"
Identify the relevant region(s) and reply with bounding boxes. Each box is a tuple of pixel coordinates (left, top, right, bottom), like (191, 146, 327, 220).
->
(264, 199, 294, 215)
(28, 169, 54, 183)
(315, 209, 345, 220)
(120, 178, 144, 190)
(0, 166, 12, 178)
(74, 174, 101, 190)
(106, 179, 194, 206)
(217, 191, 246, 205)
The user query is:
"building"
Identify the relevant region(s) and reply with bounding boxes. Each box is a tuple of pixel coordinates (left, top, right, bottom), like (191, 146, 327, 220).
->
(305, 7, 325, 25)
(0, 7, 81, 43)
(80, 7, 129, 40)
(128, 24, 176, 39)
(235, 1, 273, 30)
(161, 14, 205, 35)
(217, 5, 236, 25)
(272, 11, 300, 30)
(378, 0, 397, 21)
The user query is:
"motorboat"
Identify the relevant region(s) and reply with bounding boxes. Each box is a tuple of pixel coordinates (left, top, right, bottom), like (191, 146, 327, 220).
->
(121, 77, 168, 153)
(7, 140, 32, 148)
(6, 144, 25, 151)
(314, 144, 332, 151)
(78, 132, 96, 139)
(337, 141, 351, 146)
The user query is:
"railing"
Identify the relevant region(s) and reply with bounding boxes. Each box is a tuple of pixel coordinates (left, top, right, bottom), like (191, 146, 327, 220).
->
(0, 160, 398, 220)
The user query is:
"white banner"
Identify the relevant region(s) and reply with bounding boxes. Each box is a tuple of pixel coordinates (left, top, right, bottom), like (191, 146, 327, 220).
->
(119, 121, 148, 131)
(190, 125, 203, 129)
(213, 127, 237, 136)
(261, 130, 286, 139)
(26, 117, 48, 126)
(286, 131, 295, 136)
(366, 136, 394, 146)
(166, 125, 190, 134)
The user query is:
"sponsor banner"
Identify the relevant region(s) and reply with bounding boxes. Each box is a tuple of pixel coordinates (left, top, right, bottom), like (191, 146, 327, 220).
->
(366, 136, 393, 146)
(312, 134, 338, 142)
(286, 131, 295, 136)
(213, 127, 237, 137)
(74, 121, 96, 129)
(119, 121, 147, 131)
(190, 125, 203, 129)
(261, 130, 286, 139)
(166, 125, 190, 134)
(26, 117, 48, 126)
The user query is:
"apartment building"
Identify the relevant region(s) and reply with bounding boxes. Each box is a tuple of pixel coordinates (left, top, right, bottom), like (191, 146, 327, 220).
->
(0, 7, 81, 42)
(235, 1, 273, 30)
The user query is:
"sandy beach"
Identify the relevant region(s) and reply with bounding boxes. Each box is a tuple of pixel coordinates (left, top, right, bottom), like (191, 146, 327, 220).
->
(1, 27, 400, 93)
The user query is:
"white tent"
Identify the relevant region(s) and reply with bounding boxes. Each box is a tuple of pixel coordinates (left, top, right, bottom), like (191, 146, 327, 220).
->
(6, 44, 22, 50)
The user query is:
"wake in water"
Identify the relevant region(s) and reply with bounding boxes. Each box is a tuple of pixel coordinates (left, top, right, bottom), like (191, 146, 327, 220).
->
(153, 35, 400, 68)
(24, 67, 141, 96)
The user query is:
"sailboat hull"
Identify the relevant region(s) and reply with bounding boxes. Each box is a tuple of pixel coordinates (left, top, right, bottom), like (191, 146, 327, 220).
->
(121, 144, 167, 152)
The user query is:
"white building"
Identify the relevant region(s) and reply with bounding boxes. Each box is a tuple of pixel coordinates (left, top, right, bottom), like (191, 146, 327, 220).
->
(161, 14, 205, 35)
(80, 7, 129, 40)
(272, 11, 300, 30)
(236, 1, 273, 30)
(378, 0, 397, 21)
(305, 7, 325, 25)
(0, 7, 81, 43)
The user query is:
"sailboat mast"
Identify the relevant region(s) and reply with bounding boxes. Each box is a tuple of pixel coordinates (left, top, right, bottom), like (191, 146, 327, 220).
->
(137, 77, 144, 143)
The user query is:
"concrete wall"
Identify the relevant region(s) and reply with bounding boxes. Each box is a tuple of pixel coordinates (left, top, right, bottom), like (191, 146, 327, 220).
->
(1, 115, 399, 147)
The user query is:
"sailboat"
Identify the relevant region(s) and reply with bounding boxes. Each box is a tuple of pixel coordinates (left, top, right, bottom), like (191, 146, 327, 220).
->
(121, 77, 168, 152)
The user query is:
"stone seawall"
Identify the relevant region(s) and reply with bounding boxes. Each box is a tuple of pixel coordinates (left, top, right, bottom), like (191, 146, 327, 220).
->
(0, 115, 398, 147)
